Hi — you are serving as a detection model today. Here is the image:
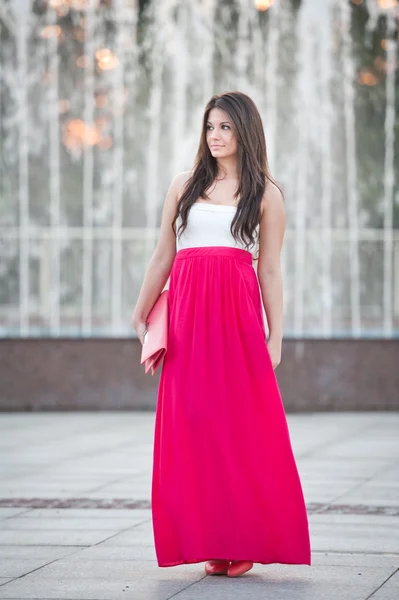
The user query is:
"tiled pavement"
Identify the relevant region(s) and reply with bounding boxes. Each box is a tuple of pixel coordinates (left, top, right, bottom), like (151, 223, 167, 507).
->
(0, 411, 398, 599)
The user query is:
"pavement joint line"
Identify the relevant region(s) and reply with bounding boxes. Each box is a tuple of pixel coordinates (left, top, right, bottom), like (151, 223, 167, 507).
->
(311, 550, 399, 556)
(310, 551, 399, 556)
(1, 499, 399, 516)
(0, 545, 398, 556)
(78, 474, 141, 495)
(308, 502, 330, 514)
(1, 508, 33, 519)
(0, 551, 81, 589)
(91, 517, 151, 547)
(0, 543, 90, 547)
(164, 574, 208, 600)
(364, 566, 399, 600)
(0, 498, 152, 509)
(298, 456, 399, 462)
(315, 504, 399, 515)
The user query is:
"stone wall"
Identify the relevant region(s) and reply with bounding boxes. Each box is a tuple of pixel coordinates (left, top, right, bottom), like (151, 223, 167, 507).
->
(0, 339, 397, 411)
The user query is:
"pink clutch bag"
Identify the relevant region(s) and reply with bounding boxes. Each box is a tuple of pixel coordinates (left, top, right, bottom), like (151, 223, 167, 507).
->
(140, 290, 169, 376)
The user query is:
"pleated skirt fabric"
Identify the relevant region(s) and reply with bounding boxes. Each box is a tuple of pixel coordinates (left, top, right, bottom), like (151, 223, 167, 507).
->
(151, 246, 311, 567)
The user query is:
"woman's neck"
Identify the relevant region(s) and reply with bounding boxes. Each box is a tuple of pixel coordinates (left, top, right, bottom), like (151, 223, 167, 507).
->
(215, 157, 238, 180)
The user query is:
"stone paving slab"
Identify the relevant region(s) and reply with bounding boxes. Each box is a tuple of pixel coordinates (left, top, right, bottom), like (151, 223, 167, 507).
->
(0, 411, 398, 600)
(0, 516, 149, 531)
(308, 514, 399, 554)
(0, 564, 396, 600)
(13, 508, 152, 520)
(148, 565, 398, 600)
(0, 528, 119, 546)
(371, 571, 399, 599)
(0, 508, 28, 519)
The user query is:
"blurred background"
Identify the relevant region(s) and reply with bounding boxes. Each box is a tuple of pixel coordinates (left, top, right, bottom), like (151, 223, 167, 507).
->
(0, 0, 398, 410)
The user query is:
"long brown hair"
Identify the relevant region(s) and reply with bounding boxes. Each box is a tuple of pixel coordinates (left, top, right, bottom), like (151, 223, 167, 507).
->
(172, 91, 284, 261)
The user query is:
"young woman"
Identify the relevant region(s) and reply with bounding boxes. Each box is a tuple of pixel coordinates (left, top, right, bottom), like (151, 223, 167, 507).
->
(132, 91, 311, 577)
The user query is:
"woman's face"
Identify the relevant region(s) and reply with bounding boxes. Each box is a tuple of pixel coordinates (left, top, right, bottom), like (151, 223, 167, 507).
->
(206, 107, 238, 159)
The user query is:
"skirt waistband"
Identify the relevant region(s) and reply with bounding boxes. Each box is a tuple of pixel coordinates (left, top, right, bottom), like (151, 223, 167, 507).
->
(175, 246, 253, 264)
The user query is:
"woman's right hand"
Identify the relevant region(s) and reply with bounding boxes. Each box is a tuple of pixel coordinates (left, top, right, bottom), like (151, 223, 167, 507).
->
(132, 318, 148, 345)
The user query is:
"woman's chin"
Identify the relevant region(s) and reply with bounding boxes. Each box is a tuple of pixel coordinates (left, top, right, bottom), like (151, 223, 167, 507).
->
(210, 149, 225, 157)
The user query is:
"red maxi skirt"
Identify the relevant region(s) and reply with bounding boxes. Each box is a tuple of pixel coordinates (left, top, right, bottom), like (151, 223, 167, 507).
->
(151, 246, 311, 567)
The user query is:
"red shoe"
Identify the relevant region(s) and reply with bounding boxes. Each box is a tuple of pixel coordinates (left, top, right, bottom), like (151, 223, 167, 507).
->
(204, 560, 230, 575)
(227, 560, 254, 577)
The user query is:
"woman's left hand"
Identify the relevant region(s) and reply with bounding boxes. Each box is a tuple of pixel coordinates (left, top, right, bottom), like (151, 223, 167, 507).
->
(266, 337, 282, 370)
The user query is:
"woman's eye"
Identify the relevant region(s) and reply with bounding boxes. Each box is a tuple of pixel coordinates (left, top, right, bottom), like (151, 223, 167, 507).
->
(207, 125, 230, 130)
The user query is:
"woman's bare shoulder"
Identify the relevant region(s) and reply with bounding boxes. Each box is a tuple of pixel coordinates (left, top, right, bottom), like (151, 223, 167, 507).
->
(260, 180, 285, 218)
(170, 171, 193, 199)
(174, 170, 192, 184)
(168, 171, 191, 205)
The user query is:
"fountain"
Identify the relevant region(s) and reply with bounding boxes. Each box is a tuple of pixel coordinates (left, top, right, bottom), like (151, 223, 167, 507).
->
(0, 0, 397, 338)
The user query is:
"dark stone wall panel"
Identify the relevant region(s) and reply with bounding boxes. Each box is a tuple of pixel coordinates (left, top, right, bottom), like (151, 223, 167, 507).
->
(0, 339, 398, 411)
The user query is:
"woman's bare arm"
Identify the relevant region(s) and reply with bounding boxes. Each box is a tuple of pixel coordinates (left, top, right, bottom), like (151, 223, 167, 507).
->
(132, 171, 190, 340)
(257, 182, 286, 367)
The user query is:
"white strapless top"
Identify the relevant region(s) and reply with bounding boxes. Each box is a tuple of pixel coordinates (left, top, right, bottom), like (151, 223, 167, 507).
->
(176, 203, 259, 258)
